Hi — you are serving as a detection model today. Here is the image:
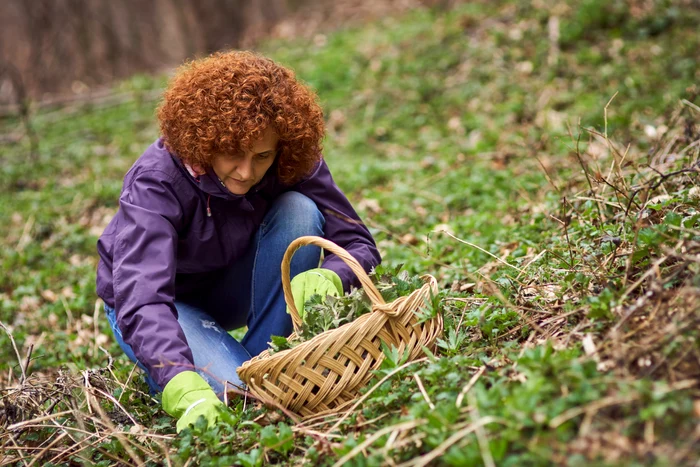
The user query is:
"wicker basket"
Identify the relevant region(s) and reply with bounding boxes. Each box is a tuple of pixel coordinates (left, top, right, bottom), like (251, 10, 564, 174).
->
(236, 236, 443, 417)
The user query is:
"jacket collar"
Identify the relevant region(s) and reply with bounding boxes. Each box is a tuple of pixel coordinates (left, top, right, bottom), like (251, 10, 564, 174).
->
(196, 164, 277, 200)
(163, 139, 277, 202)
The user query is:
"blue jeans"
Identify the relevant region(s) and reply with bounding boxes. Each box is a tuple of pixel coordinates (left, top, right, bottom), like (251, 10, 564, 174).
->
(104, 191, 324, 397)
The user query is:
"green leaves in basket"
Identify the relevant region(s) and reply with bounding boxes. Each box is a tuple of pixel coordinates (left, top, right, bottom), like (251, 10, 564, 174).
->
(267, 265, 428, 354)
(371, 264, 425, 302)
(298, 289, 372, 340)
(268, 289, 371, 354)
(268, 335, 293, 353)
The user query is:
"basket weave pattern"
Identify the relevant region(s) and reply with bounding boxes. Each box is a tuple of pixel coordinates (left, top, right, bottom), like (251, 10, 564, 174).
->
(237, 236, 443, 417)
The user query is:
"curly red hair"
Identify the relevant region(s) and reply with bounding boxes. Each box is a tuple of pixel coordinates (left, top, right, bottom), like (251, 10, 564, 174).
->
(157, 51, 324, 185)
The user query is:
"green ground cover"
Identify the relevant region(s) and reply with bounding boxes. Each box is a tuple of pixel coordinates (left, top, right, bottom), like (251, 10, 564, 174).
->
(1, 1, 699, 465)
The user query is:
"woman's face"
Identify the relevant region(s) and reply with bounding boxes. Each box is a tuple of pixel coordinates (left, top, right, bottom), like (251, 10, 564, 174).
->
(211, 127, 279, 195)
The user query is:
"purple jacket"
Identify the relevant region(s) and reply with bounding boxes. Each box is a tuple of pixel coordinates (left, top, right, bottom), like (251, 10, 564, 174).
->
(96, 139, 380, 388)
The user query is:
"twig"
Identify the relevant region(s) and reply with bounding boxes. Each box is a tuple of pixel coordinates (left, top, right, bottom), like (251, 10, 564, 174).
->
(381, 431, 427, 455)
(42, 422, 95, 465)
(515, 249, 547, 281)
(60, 296, 74, 328)
(548, 213, 575, 268)
(84, 386, 145, 466)
(413, 374, 434, 410)
(438, 230, 525, 273)
(118, 363, 139, 404)
(91, 387, 139, 426)
(547, 15, 559, 66)
(332, 420, 425, 467)
(535, 155, 560, 194)
(291, 427, 343, 440)
(468, 392, 495, 467)
(7, 410, 74, 431)
(46, 430, 139, 467)
(571, 121, 606, 220)
(93, 300, 101, 359)
(647, 162, 699, 193)
(604, 92, 619, 141)
(678, 137, 700, 156)
(15, 215, 35, 253)
(681, 99, 700, 114)
(22, 345, 34, 377)
(98, 346, 121, 388)
(562, 199, 578, 268)
(0, 321, 26, 383)
(398, 416, 504, 467)
(572, 196, 623, 209)
(25, 432, 68, 467)
(456, 366, 485, 408)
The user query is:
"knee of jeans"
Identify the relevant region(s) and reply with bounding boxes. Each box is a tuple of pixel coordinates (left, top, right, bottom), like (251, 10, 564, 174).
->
(273, 192, 324, 235)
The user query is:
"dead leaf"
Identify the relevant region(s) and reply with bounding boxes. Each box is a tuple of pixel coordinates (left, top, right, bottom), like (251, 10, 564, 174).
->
(358, 198, 382, 214)
(401, 233, 419, 245)
(582, 334, 597, 357)
(41, 290, 58, 303)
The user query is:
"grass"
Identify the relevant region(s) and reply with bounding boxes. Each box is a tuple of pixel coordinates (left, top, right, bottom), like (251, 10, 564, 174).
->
(1, 0, 699, 465)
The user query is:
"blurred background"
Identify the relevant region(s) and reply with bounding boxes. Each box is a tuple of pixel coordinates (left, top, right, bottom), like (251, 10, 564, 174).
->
(0, 0, 449, 107)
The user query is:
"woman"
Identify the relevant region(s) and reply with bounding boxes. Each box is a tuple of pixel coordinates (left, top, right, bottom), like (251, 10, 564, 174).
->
(96, 51, 381, 432)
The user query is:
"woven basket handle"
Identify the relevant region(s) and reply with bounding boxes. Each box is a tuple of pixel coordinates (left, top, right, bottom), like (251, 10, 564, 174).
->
(281, 236, 386, 331)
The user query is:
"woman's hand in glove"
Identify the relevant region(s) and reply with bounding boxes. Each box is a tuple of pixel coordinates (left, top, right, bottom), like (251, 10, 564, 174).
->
(288, 268, 343, 319)
(162, 371, 225, 433)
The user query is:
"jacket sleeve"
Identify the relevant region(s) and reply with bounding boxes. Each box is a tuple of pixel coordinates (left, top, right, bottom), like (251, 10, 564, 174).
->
(294, 159, 382, 291)
(112, 169, 194, 389)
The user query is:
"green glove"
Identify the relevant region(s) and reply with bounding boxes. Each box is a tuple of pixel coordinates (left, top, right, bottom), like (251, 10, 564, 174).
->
(289, 268, 344, 319)
(162, 371, 225, 433)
